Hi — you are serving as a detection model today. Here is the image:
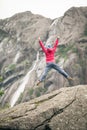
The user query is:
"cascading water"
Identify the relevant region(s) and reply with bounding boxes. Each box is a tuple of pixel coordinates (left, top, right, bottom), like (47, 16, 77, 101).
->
(10, 51, 39, 107)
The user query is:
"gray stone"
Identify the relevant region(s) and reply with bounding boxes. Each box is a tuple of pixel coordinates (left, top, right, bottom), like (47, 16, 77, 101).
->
(0, 85, 87, 130)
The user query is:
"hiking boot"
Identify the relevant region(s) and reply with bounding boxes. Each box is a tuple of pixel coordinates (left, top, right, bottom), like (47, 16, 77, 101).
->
(36, 80, 41, 86)
(67, 76, 73, 81)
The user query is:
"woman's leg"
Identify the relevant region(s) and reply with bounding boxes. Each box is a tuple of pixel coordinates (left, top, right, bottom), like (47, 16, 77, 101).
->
(39, 63, 51, 81)
(52, 63, 69, 78)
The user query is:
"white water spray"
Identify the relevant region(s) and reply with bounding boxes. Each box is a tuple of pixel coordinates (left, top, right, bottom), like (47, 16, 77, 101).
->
(10, 51, 39, 107)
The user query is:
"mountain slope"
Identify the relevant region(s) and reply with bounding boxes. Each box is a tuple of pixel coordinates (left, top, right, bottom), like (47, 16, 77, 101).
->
(0, 7, 87, 107)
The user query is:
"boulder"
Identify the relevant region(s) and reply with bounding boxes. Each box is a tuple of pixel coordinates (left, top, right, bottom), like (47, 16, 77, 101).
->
(0, 85, 87, 130)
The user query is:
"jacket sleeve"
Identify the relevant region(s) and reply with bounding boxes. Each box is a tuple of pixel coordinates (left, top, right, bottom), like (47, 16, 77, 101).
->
(53, 38, 59, 52)
(39, 40, 47, 53)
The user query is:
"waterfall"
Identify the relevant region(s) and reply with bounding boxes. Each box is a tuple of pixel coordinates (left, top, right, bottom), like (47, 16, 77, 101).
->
(10, 51, 39, 107)
(13, 51, 21, 63)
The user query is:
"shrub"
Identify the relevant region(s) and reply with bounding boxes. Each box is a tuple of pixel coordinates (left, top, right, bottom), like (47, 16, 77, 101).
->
(0, 90, 4, 96)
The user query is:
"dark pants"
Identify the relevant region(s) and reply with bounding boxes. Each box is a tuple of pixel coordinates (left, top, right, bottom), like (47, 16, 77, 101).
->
(39, 62, 69, 81)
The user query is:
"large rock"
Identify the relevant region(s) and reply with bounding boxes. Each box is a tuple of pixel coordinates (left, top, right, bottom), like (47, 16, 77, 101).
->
(0, 85, 87, 130)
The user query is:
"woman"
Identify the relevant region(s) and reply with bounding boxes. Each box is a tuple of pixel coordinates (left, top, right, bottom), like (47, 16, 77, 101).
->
(37, 36, 73, 85)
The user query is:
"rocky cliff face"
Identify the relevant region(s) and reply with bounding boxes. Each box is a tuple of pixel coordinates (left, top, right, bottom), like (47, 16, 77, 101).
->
(0, 7, 87, 107)
(0, 85, 87, 130)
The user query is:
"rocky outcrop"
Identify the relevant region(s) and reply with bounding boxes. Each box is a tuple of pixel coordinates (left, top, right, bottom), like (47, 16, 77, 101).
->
(48, 7, 87, 44)
(0, 85, 87, 130)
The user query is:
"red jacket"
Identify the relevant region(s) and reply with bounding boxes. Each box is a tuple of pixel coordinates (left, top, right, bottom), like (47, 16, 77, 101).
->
(39, 38, 59, 63)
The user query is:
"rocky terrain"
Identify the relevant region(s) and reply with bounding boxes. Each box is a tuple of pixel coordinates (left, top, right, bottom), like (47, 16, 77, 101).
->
(0, 85, 87, 130)
(0, 6, 87, 108)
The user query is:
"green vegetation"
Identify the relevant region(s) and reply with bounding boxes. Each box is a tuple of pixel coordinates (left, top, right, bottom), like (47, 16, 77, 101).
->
(28, 86, 47, 99)
(17, 92, 23, 103)
(24, 60, 30, 65)
(78, 58, 86, 83)
(4, 64, 16, 73)
(35, 89, 41, 97)
(56, 43, 78, 63)
(76, 45, 87, 84)
(0, 29, 8, 41)
(0, 76, 3, 82)
(34, 87, 47, 97)
(84, 24, 87, 36)
(1, 64, 16, 77)
(0, 89, 4, 96)
(38, 87, 47, 93)
(7, 64, 16, 71)
(56, 44, 75, 62)
(0, 103, 10, 110)
(29, 88, 34, 96)
(17, 87, 47, 103)
(72, 46, 78, 53)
